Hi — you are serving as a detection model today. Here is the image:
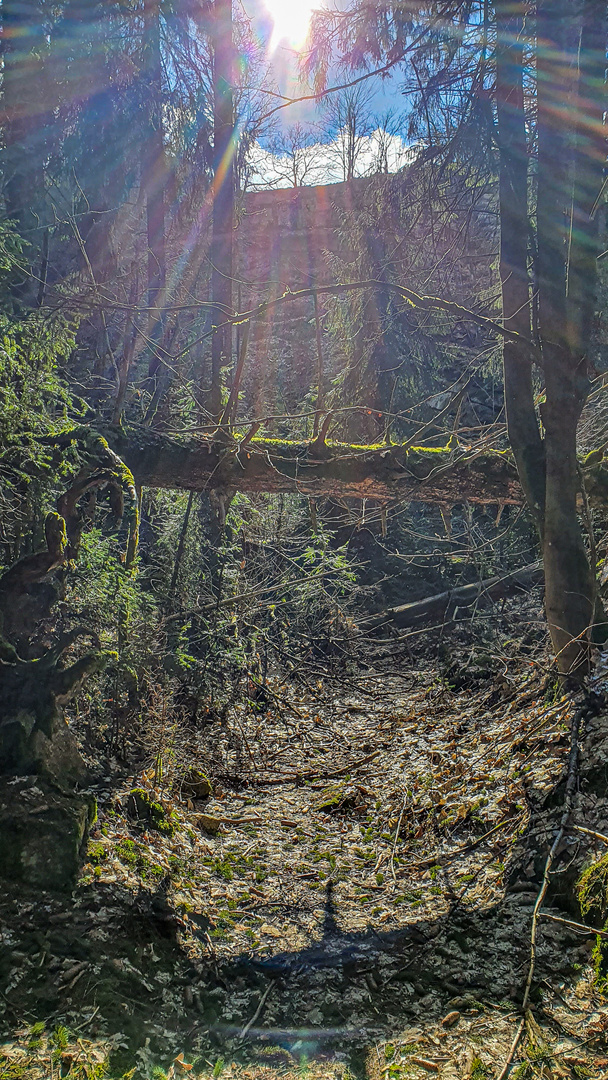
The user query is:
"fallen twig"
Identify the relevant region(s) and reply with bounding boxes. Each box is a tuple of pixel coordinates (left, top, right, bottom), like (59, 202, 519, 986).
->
(317, 749, 381, 781)
(72, 1006, 100, 1032)
(400, 813, 521, 872)
(495, 1016, 525, 1080)
(358, 564, 543, 632)
(390, 794, 409, 884)
(538, 910, 608, 938)
(252, 679, 304, 719)
(493, 701, 582, 1080)
(569, 822, 608, 845)
(218, 815, 263, 826)
(521, 702, 582, 1013)
(238, 979, 276, 1041)
(541, 978, 585, 1013)
(248, 749, 382, 785)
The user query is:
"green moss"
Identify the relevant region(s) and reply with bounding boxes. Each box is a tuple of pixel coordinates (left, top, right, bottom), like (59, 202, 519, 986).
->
(245, 435, 303, 448)
(115, 837, 165, 879)
(180, 769, 213, 799)
(127, 788, 176, 835)
(167, 854, 188, 876)
(116, 838, 138, 866)
(50, 1025, 70, 1051)
(87, 841, 106, 864)
(314, 784, 362, 812)
(577, 851, 608, 986)
(238, 432, 511, 466)
(511, 1039, 555, 1079)
(0, 1062, 33, 1079)
(578, 851, 608, 922)
(469, 1059, 492, 1080)
(214, 858, 234, 882)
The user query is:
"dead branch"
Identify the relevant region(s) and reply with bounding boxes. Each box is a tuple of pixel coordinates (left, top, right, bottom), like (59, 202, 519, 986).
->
(358, 564, 543, 632)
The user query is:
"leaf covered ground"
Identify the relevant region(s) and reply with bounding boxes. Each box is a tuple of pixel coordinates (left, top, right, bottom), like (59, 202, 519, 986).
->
(2, 664, 608, 1079)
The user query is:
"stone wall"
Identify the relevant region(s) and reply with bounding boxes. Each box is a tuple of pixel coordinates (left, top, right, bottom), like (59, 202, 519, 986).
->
(235, 178, 374, 423)
(233, 174, 495, 428)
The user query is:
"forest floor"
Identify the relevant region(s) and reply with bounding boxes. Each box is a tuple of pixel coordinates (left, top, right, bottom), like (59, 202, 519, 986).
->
(2, 659, 608, 1079)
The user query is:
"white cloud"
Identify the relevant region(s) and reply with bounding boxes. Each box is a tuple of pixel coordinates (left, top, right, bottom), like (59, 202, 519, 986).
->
(246, 130, 415, 190)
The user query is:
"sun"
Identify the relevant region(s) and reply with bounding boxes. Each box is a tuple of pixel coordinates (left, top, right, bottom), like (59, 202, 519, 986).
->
(264, 0, 316, 51)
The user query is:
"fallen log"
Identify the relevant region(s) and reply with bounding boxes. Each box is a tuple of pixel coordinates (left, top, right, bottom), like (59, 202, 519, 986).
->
(358, 563, 544, 632)
(103, 425, 523, 506)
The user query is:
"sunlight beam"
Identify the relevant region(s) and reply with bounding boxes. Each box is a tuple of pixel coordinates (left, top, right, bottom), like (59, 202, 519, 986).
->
(264, 0, 316, 52)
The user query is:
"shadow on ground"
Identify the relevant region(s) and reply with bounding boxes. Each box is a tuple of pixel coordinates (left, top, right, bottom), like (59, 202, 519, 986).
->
(0, 864, 591, 1076)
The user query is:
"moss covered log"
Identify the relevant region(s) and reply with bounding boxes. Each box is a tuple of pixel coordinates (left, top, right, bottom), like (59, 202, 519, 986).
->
(104, 426, 524, 506)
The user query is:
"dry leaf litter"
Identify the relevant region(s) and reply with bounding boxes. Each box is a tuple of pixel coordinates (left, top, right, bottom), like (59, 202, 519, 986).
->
(2, 667, 608, 1078)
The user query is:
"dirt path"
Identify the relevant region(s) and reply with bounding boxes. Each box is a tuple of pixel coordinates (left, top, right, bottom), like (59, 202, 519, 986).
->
(2, 669, 608, 1078)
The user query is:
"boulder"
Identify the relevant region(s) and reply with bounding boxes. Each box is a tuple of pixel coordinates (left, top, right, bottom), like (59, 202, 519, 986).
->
(0, 778, 94, 891)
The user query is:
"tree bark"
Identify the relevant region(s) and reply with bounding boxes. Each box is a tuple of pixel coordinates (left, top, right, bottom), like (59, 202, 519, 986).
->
(312, 294, 324, 439)
(495, 0, 545, 533)
(113, 280, 138, 424)
(143, 0, 167, 381)
(565, 0, 606, 358)
(495, 0, 607, 676)
(536, 0, 603, 675)
(168, 491, 194, 600)
(103, 425, 523, 504)
(209, 0, 235, 422)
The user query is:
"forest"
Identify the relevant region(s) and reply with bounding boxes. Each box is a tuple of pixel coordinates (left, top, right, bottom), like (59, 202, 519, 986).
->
(2, 0, 608, 1077)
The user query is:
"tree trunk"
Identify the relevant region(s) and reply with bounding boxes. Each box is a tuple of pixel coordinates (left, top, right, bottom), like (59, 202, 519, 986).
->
(496, 0, 607, 676)
(143, 0, 167, 381)
(0, 447, 137, 887)
(0, 0, 46, 304)
(312, 294, 324, 439)
(168, 491, 194, 600)
(495, 0, 545, 533)
(536, 0, 601, 675)
(113, 280, 139, 424)
(566, 0, 607, 356)
(543, 401, 594, 673)
(103, 425, 524, 504)
(209, 0, 235, 423)
(0, 527, 105, 888)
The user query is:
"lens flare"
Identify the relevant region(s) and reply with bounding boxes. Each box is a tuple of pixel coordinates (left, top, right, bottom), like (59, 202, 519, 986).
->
(264, 0, 316, 51)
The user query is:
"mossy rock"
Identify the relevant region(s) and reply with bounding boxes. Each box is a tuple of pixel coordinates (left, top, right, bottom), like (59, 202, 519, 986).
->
(126, 788, 175, 835)
(179, 768, 213, 801)
(0, 778, 93, 891)
(577, 852, 608, 989)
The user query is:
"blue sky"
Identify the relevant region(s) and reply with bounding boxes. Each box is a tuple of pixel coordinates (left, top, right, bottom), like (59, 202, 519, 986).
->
(240, 0, 406, 131)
